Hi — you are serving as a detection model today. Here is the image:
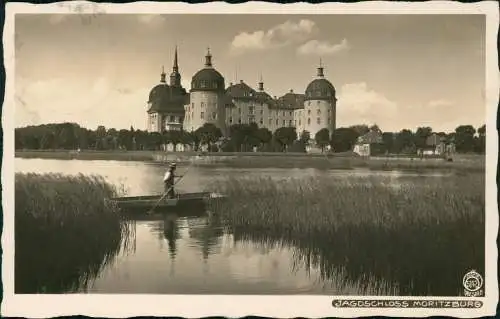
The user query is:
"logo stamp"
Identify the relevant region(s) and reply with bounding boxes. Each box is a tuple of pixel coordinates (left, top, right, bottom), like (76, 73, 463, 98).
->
(463, 269, 484, 297)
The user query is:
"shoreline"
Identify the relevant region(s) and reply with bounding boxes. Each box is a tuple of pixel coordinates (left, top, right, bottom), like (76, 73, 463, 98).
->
(15, 150, 485, 172)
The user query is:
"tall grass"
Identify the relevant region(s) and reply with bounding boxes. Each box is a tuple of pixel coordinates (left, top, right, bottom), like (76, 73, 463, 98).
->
(207, 173, 485, 296)
(15, 173, 131, 293)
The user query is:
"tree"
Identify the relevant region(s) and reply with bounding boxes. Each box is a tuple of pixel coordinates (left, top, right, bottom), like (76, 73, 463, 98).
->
(349, 124, 370, 137)
(476, 124, 486, 154)
(330, 127, 359, 153)
(369, 124, 382, 134)
(394, 129, 415, 154)
(273, 127, 297, 152)
(314, 128, 330, 152)
(149, 132, 163, 150)
(299, 130, 311, 144)
(454, 125, 476, 153)
(255, 127, 273, 149)
(195, 123, 222, 150)
(382, 132, 395, 154)
(414, 126, 433, 150)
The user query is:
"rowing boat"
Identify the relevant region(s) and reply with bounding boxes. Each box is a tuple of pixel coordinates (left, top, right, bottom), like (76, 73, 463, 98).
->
(109, 191, 225, 213)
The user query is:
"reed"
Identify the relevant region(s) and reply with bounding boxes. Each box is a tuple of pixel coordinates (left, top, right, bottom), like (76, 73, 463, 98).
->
(208, 173, 485, 296)
(15, 173, 131, 293)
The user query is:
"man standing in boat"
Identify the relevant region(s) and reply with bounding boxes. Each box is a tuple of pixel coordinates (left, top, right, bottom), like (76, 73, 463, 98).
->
(163, 163, 177, 199)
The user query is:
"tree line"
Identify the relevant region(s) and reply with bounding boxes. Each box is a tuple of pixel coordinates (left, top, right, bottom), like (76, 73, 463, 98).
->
(15, 122, 486, 154)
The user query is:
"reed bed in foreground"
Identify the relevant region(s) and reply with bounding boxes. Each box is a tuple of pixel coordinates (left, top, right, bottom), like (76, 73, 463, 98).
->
(15, 173, 130, 293)
(208, 173, 485, 296)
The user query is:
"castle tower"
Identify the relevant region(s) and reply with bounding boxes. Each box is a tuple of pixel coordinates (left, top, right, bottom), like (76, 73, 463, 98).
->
(170, 46, 181, 87)
(301, 59, 337, 141)
(186, 48, 226, 134)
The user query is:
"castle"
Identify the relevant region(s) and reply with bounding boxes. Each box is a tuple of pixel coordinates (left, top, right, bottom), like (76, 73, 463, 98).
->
(147, 48, 337, 142)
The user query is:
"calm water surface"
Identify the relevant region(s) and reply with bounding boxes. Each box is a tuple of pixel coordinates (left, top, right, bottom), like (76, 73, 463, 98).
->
(15, 158, 449, 294)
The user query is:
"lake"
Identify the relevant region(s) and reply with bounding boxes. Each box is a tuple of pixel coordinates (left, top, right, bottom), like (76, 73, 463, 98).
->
(15, 158, 454, 295)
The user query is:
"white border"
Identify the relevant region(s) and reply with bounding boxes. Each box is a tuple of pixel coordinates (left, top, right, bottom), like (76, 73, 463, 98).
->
(2, 1, 499, 317)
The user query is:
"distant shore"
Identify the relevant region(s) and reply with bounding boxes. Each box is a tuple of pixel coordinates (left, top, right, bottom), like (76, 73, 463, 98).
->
(15, 149, 485, 172)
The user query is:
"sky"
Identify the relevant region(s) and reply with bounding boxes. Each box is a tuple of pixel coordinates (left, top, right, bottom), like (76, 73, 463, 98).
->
(14, 13, 486, 133)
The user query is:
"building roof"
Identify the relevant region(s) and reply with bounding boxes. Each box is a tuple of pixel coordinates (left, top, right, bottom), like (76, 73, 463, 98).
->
(225, 81, 258, 100)
(305, 78, 336, 101)
(357, 130, 383, 144)
(191, 49, 225, 92)
(148, 83, 187, 114)
(275, 90, 305, 110)
(304, 64, 336, 101)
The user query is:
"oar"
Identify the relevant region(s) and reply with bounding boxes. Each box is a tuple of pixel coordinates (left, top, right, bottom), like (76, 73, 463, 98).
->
(146, 154, 200, 214)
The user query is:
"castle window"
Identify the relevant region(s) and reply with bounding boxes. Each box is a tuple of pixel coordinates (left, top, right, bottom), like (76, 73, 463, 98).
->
(229, 116, 233, 123)
(307, 118, 311, 125)
(260, 109, 263, 115)
(238, 118, 242, 124)
(249, 106, 255, 115)
(299, 119, 301, 126)
(308, 110, 311, 115)
(289, 111, 292, 116)
(328, 118, 331, 124)
(317, 117, 321, 124)
(282, 120, 285, 126)
(201, 102, 205, 108)
(289, 120, 292, 126)
(282, 111, 285, 116)
(201, 112, 205, 119)
(170, 116, 175, 122)
(294, 120, 297, 126)
(212, 112, 217, 120)
(308, 101, 311, 106)
(249, 116, 255, 123)
(259, 119, 263, 125)
(276, 119, 279, 125)
(317, 109, 321, 115)
(238, 107, 242, 114)
(269, 119, 272, 125)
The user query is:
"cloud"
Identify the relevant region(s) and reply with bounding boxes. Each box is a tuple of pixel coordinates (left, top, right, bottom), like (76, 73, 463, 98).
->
(336, 82, 398, 131)
(428, 99, 454, 108)
(16, 77, 150, 130)
(297, 38, 350, 56)
(230, 19, 317, 55)
(336, 82, 475, 132)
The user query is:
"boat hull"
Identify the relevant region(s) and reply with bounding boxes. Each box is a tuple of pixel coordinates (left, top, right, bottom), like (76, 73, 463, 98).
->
(109, 192, 225, 215)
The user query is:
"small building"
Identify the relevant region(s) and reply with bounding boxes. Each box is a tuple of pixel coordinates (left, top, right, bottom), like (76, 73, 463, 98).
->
(353, 129, 383, 156)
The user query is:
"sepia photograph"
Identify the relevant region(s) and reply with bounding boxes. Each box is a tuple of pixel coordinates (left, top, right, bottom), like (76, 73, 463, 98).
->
(2, 1, 498, 318)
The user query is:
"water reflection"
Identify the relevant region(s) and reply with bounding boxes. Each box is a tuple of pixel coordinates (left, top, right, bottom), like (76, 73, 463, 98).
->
(163, 214, 181, 260)
(15, 158, 451, 197)
(15, 158, 467, 295)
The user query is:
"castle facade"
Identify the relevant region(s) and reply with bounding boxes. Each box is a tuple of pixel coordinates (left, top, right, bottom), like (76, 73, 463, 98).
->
(147, 48, 337, 141)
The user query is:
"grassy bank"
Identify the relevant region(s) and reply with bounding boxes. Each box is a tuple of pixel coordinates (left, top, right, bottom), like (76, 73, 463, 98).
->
(15, 173, 130, 293)
(207, 173, 485, 296)
(15, 149, 485, 172)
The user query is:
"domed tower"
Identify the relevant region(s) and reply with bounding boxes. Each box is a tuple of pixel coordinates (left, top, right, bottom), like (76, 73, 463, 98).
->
(147, 47, 187, 133)
(147, 66, 171, 132)
(186, 48, 226, 134)
(302, 60, 337, 140)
